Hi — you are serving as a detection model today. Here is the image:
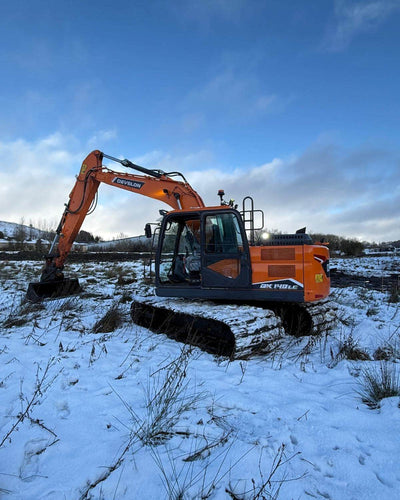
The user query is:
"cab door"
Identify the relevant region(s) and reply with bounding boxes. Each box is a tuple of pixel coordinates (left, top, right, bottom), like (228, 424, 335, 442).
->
(201, 211, 251, 288)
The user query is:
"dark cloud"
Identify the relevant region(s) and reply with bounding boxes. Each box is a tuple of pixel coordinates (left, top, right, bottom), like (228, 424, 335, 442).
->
(189, 140, 400, 241)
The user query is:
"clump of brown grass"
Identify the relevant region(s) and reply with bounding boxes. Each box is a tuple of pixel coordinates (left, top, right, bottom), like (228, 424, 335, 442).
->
(388, 284, 399, 304)
(93, 303, 123, 333)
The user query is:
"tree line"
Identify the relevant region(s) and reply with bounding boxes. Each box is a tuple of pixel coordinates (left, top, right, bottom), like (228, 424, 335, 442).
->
(310, 233, 400, 256)
(1, 221, 398, 257)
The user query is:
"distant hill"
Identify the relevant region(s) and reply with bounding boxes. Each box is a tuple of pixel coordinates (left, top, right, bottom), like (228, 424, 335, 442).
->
(0, 220, 150, 251)
(2, 220, 395, 254)
(89, 235, 152, 251)
(0, 221, 49, 241)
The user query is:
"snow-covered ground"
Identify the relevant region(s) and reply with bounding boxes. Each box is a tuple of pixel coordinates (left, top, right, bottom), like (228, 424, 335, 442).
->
(0, 257, 399, 499)
(331, 255, 400, 277)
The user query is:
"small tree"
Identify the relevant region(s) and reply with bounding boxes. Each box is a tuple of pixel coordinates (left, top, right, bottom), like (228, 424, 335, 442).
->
(13, 219, 27, 250)
(76, 230, 96, 243)
(340, 238, 364, 257)
(35, 238, 44, 253)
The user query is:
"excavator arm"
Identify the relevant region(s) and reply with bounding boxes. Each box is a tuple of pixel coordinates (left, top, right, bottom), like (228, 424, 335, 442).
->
(47, 150, 204, 270)
(27, 150, 205, 299)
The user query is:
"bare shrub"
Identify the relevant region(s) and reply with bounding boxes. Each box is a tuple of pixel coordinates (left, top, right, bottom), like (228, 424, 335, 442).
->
(121, 347, 205, 446)
(151, 440, 303, 500)
(150, 432, 235, 500)
(0, 358, 60, 448)
(226, 444, 303, 500)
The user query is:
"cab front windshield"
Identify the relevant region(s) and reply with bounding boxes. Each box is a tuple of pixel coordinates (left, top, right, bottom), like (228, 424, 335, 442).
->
(158, 212, 243, 284)
(159, 217, 201, 284)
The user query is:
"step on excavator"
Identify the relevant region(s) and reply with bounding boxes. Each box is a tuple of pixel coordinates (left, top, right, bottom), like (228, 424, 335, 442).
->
(26, 150, 336, 358)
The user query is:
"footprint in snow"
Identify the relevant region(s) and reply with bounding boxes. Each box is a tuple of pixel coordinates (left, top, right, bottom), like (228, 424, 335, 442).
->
(56, 401, 70, 419)
(19, 438, 49, 482)
(374, 471, 393, 488)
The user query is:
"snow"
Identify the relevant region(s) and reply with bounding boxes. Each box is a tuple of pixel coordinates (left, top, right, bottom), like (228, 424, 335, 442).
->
(0, 257, 400, 499)
(89, 235, 151, 250)
(331, 255, 400, 277)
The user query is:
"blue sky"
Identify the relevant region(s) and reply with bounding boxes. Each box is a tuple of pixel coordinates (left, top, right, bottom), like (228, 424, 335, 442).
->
(1, 0, 399, 241)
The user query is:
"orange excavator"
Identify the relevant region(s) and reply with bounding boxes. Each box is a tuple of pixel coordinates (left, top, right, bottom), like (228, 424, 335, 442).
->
(27, 150, 334, 358)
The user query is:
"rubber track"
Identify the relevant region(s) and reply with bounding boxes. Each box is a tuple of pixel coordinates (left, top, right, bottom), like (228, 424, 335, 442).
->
(131, 294, 338, 359)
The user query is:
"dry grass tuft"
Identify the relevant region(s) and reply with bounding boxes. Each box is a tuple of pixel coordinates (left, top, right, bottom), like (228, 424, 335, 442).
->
(93, 303, 123, 333)
(358, 362, 400, 409)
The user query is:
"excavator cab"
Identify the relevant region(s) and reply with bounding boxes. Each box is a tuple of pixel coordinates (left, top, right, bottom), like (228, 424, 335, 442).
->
(155, 204, 330, 304)
(155, 207, 252, 299)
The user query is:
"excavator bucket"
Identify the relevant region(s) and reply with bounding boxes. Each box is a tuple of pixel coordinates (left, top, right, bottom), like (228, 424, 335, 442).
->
(26, 279, 82, 303)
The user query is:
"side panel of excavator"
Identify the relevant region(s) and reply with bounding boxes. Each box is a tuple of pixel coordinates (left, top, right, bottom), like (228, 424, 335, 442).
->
(249, 244, 330, 302)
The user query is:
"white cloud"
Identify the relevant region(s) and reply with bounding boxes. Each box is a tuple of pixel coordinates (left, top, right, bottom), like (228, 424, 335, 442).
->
(87, 129, 117, 148)
(0, 135, 82, 227)
(184, 68, 281, 125)
(324, 0, 400, 51)
(1, 134, 399, 242)
(0, 135, 217, 239)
